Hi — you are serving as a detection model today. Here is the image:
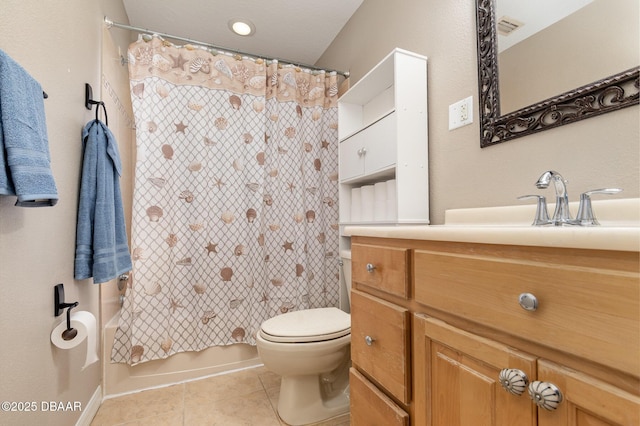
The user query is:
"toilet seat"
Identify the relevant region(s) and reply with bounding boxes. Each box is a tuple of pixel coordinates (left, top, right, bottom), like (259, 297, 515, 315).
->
(259, 307, 351, 343)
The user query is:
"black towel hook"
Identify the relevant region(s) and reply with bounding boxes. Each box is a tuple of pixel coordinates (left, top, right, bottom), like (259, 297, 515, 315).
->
(95, 101, 108, 126)
(84, 83, 108, 126)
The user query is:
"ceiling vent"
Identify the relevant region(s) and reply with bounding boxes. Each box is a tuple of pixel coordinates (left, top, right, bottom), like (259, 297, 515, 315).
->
(497, 16, 524, 36)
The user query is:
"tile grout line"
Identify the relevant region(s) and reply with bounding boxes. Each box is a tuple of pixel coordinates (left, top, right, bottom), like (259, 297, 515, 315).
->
(181, 382, 186, 426)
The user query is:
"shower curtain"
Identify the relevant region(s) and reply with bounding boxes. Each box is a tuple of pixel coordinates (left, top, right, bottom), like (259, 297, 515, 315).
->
(111, 35, 340, 365)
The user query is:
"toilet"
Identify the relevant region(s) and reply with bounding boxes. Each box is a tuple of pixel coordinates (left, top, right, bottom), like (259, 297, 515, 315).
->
(256, 252, 353, 425)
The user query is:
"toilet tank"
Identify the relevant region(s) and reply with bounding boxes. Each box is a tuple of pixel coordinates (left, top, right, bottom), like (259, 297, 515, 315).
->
(339, 250, 352, 313)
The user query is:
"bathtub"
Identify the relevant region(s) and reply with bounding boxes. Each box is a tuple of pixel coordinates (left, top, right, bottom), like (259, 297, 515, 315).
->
(102, 315, 261, 397)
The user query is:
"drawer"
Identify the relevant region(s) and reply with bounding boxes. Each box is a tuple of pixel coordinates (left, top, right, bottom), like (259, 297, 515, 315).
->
(414, 250, 640, 377)
(352, 243, 409, 298)
(351, 290, 410, 403)
(350, 367, 409, 426)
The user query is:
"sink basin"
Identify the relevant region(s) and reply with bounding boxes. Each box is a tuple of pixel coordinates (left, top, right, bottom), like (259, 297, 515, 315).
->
(444, 198, 640, 227)
(344, 199, 640, 252)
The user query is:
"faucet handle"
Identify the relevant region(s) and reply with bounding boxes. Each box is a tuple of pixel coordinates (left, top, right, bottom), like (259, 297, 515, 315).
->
(518, 195, 551, 226)
(575, 188, 623, 226)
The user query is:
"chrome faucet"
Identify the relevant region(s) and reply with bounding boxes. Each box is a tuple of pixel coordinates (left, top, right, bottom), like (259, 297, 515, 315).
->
(520, 171, 623, 226)
(535, 171, 573, 226)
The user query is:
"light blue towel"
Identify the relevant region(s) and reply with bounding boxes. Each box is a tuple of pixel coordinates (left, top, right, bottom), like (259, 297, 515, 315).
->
(74, 119, 132, 284)
(0, 49, 58, 206)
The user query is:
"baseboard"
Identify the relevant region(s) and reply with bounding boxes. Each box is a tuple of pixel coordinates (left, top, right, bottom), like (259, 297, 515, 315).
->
(76, 386, 101, 426)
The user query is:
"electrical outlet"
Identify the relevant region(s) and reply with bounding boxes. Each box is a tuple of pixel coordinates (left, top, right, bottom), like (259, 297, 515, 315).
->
(449, 96, 473, 130)
(460, 102, 468, 121)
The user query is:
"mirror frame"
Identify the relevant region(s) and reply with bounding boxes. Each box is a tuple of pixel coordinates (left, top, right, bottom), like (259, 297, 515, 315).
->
(476, 0, 640, 148)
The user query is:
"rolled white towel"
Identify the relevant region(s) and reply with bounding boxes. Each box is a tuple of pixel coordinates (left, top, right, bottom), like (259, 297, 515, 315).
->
(360, 185, 375, 222)
(350, 187, 362, 222)
(386, 179, 397, 221)
(374, 181, 387, 221)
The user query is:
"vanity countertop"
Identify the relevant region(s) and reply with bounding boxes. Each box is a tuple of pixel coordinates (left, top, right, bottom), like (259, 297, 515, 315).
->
(343, 224, 640, 252)
(344, 198, 640, 252)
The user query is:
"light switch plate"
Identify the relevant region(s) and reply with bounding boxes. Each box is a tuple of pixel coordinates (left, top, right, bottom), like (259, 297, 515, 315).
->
(449, 96, 473, 130)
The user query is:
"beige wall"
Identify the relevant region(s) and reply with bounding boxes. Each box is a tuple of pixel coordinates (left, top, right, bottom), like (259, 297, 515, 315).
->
(0, 1, 131, 425)
(317, 0, 640, 224)
(99, 27, 136, 327)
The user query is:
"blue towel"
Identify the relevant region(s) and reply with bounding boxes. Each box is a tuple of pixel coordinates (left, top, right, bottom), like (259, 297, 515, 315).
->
(74, 119, 132, 284)
(0, 49, 58, 206)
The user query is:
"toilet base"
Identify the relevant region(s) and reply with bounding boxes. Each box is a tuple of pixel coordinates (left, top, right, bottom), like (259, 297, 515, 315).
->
(277, 373, 350, 426)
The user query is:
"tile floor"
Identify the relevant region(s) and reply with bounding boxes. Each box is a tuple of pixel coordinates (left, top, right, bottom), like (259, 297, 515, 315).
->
(90, 366, 350, 426)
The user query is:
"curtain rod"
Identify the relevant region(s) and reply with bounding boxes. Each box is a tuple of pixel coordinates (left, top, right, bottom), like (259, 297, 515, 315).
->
(104, 17, 350, 78)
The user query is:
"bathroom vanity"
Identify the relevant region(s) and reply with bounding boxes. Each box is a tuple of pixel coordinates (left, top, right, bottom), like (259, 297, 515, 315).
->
(347, 216, 640, 425)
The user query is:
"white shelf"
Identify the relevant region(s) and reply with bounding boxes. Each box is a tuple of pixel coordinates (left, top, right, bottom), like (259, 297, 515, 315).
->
(338, 48, 429, 231)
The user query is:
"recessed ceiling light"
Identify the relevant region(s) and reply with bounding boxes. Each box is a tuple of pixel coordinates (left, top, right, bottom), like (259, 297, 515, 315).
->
(229, 19, 255, 36)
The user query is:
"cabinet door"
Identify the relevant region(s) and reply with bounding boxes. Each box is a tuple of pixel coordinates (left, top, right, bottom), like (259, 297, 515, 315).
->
(361, 112, 397, 175)
(415, 315, 537, 426)
(536, 359, 640, 426)
(339, 135, 366, 181)
(338, 112, 397, 182)
(350, 368, 409, 426)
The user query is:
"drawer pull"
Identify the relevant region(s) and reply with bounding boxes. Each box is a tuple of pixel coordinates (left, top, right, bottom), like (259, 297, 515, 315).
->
(365, 335, 375, 346)
(528, 381, 563, 411)
(366, 263, 376, 273)
(518, 293, 538, 311)
(498, 368, 529, 396)
(357, 147, 367, 156)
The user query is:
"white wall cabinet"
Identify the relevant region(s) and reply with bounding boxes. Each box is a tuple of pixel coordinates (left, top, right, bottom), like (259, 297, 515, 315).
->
(338, 48, 428, 227)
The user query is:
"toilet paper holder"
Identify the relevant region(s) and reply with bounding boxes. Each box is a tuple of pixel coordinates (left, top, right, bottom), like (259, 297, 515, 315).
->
(54, 284, 79, 340)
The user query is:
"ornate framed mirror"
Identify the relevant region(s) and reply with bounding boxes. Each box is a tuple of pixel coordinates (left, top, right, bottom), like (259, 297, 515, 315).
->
(476, 0, 640, 148)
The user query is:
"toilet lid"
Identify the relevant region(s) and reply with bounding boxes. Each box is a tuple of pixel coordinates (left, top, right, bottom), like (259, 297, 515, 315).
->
(260, 307, 351, 343)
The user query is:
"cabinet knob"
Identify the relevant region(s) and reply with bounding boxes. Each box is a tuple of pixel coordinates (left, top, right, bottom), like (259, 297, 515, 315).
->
(518, 293, 538, 311)
(528, 381, 563, 411)
(365, 335, 375, 346)
(357, 147, 367, 156)
(366, 263, 376, 273)
(498, 368, 529, 396)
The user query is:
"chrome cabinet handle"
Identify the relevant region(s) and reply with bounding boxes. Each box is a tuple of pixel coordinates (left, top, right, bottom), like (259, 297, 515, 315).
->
(499, 368, 529, 396)
(365, 335, 375, 346)
(366, 263, 376, 273)
(357, 148, 367, 157)
(518, 293, 538, 311)
(528, 381, 563, 411)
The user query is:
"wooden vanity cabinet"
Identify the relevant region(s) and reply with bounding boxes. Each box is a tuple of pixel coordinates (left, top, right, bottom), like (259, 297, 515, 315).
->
(350, 236, 640, 426)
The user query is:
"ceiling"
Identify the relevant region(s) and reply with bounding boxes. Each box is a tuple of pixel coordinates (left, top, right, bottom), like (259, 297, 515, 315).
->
(121, 1, 597, 64)
(122, 0, 364, 67)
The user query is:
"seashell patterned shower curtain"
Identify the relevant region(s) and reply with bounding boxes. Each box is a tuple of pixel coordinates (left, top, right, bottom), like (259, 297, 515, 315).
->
(111, 35, 340, 365)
